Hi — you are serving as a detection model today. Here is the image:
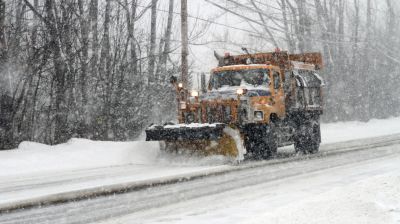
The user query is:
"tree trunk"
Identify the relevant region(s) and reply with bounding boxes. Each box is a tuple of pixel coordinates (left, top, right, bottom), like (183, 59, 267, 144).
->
(337, 0, 344, 63)
(45, 0, 67, 144)
(11, 0, 25, 58)
(180, 0, 189, 86)
(78, 0, 89, 105)
(280, 0, 294, 52)
(127, 0, 138, 79)
(349, 0, 360, 119)
(89, 0, 99, 83)
(98, 0, 112, 139)
(156, 0, 174, 81)
(295, 0, 306, 52)
(351, 0, 359, 68)
(148, 0, 158, 85)
(0, 0, 6, 63)
(362, 0, 372, 120)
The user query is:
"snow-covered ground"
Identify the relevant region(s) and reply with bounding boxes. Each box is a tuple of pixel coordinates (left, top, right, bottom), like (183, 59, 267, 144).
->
(2, 138, 398, 224)
(0, 117, 400, 223)
(321, 116, 400, 144)
(2, 116, 400, 177)
(107, 152, 400, 224)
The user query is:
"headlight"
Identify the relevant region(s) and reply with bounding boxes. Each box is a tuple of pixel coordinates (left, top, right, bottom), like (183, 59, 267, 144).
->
(254, 111, 264, 120)
(180, 101, 186, 109)
(191, 90, 199, 97)
(236, 88, 247, 95)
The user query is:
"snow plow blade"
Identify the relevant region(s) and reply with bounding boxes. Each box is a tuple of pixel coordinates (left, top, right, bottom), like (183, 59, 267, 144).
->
(146, 123, 242, 158)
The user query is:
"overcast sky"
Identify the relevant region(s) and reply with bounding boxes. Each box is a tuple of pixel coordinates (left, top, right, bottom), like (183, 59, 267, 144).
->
(144, 0, 395, 84)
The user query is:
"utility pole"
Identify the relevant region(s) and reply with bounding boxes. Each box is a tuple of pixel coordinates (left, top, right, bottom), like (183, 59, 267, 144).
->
(181, 0, 189, 86)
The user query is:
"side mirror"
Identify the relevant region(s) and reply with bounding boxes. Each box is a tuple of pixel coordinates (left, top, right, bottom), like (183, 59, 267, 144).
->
(170, 76, 177, 84)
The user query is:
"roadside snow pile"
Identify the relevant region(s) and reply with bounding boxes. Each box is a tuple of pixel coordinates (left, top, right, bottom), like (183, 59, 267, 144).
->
(249, 174, 400, 224)
(2, 116, 400, 177)
(322, 116, 400, 144)
(0, 138, 160, 177)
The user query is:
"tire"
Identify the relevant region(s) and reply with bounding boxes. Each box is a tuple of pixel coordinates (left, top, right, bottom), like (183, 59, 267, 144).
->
(263, 122, 278, 159)
(244, 135, 264, 160)
(244, 123, 278, 160)
(294, 119, 320, 154)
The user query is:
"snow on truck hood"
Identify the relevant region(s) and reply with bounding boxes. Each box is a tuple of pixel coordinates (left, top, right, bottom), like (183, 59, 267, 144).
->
(201, 85, 270, 101)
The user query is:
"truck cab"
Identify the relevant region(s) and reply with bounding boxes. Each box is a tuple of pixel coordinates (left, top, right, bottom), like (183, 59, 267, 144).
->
(207, 64, 285, 125)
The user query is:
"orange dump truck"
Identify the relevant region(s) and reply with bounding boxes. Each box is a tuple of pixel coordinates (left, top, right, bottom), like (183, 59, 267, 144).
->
(146, 50, 324, 161)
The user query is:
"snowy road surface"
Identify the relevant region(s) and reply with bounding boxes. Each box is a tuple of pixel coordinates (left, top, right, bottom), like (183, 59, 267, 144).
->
(1, 117, 400, 223)
(0, 136, 399, 223)
(0, 134, 399, 212)
(100, 146, 400, 224)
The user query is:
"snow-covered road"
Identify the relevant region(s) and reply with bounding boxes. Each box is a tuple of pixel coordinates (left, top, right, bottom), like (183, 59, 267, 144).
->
(0, 135, 400, 223)
(1, 133, 399, 213)
(103, 145, 400, 224)
(1, 117, 400, 223)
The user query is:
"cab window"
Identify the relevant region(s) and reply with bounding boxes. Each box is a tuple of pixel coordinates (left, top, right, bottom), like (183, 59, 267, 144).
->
(273, 71, 281, 89)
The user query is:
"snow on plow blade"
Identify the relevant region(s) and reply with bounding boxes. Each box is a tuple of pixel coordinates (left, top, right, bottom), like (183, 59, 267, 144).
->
(146, 123, 244, 159)
(146, 123, 225, 141)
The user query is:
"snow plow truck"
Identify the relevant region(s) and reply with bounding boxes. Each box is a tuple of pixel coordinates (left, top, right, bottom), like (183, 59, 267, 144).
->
(146, 49, 324, 161)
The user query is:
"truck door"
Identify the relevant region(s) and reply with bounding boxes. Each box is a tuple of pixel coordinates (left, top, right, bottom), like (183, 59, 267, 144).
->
(273, 70, 285, 117)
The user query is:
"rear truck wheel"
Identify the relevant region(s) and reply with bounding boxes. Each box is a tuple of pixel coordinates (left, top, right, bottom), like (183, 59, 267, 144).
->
(294, 119, 320, 154)
(244, 123, 278, 160)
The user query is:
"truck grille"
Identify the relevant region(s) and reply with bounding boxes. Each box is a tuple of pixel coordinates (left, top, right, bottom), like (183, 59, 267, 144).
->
(205, 104, 234, 124)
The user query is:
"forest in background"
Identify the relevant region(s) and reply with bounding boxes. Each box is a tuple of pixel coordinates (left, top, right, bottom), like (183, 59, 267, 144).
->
(0, 0, 399, 149)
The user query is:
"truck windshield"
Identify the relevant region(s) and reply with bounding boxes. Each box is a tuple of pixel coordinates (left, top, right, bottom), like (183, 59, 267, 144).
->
(211, 69, 270, 89)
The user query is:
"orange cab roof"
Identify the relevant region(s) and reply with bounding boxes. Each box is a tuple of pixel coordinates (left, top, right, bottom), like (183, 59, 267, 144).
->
(212, 64, 279, 73)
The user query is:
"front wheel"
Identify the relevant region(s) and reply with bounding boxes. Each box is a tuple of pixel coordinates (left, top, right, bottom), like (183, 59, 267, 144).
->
(244, 123, 278, 160)
(263, 122, 278, 158)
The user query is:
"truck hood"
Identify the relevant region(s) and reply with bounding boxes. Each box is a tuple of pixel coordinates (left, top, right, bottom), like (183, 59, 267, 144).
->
(200, 86, 271, 101)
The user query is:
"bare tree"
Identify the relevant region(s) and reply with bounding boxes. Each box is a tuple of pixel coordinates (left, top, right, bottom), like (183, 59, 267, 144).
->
(0, 0, 6, 63)
(148, 0, 158, 85)
(279, 0, 295, 52)
(127, 0, 138, 78)
(180, 0, 189, 86)
(89, 0, 99, 82)
(44, 0, 68, 143)
(156, 0, 174, 81)
(78, 0, 89, 105)
(249, 0, 278, 48)
(1, 0, 399, 149)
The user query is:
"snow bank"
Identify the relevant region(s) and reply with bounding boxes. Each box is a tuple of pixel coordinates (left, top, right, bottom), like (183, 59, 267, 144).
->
(0, 138, 160, 177)
(321, 116, 400, 144)
(2, 116, 400, 177)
